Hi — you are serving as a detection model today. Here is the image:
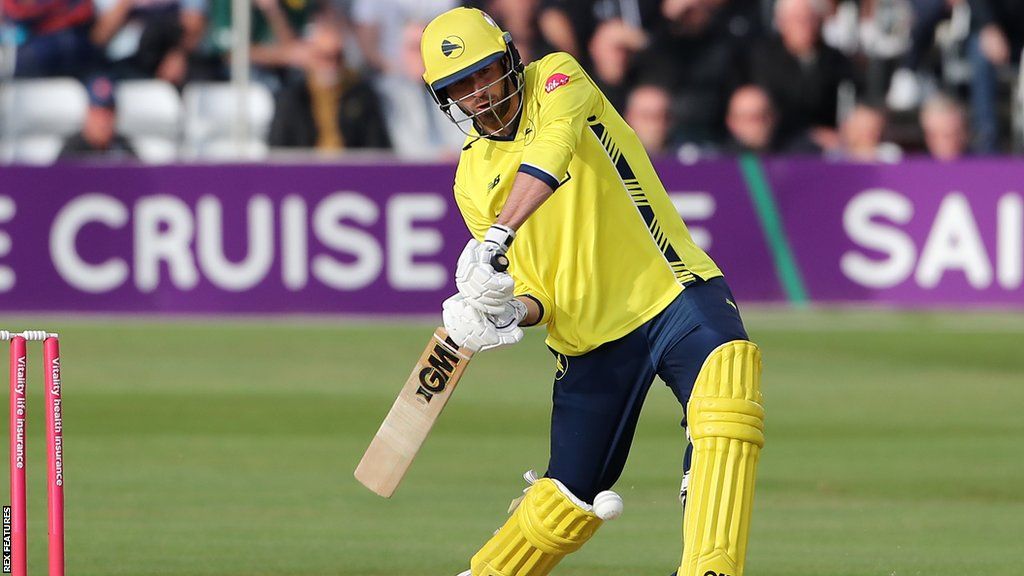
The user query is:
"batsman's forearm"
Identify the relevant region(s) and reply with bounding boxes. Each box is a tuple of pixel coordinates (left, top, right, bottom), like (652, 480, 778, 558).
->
(516, 296, 542, 327)
(496, 172, 555, 231)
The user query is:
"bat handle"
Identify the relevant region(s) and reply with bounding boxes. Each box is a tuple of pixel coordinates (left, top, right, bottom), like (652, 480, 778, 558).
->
(491, 254, 509, 273)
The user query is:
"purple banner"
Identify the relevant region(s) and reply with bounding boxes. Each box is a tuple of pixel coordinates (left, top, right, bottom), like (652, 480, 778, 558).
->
(0, 159, 1020, 313)
(655, 159, 782, 303)
(765, 158, 1023, 306)
(0, 164, 469, 313)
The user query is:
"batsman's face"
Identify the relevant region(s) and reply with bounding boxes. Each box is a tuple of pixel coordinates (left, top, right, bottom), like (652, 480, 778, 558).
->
(446, 61, 518, 134)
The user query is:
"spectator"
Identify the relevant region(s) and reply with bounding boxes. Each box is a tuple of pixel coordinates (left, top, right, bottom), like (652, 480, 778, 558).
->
(723, 84, 820, 154)
(91, 0, 209, 85)
(624, 84, 672, 155)
(59, 76, 137, 160)
(537, 0, 584, 59)
(4, 0, 98, 78)
(853, 0, 915, 103)
(350, 0, 454, 76)
(749, 0, 858, 150)
(965, 0, 1023, 153)
(886, 0, 962, 111)
(832, 103, 902, 162)
(919, 93, 969, 160)
(723, 84, 778, 154)
(537, 0, 660, 64)
(466, 0, 542, 63)
(821, 0, 859, 56)
(588, 17, 647, 110)
(374, 21, 464, 158)
(636, 0, 762, 144)
(203, 0, 319, 84)
(269, 18, 390, 150)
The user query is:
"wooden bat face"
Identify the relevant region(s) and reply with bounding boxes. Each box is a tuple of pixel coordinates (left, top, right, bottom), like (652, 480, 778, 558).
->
(354, 328, 474, 497)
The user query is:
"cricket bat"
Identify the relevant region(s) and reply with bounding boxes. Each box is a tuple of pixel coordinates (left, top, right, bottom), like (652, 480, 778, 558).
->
(354, 328, 474, 497)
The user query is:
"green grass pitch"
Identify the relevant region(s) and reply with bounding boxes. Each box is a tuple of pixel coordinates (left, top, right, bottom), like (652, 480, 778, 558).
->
(2, 309, 1022, 575)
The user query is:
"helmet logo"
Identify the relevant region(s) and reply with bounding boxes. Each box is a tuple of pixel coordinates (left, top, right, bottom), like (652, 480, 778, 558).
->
(441, 36, 465, 58)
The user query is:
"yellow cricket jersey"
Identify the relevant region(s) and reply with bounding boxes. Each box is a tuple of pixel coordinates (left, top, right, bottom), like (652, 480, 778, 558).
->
(453, 52, 722, 356)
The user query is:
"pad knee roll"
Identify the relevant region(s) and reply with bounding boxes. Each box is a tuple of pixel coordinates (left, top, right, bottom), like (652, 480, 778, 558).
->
(471, 478, 603, 576)
(688, 340, 765, 448)
(681, 340, 764, 576)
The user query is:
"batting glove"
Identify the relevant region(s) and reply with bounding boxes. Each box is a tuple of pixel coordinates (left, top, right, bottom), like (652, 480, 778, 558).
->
(455, 228, 516, 315)
(442, 294, 523, 353)
(489, 298, 528, 330)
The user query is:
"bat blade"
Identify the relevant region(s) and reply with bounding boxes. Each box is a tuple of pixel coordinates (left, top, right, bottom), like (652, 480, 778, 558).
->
(354, 328, 473, 497)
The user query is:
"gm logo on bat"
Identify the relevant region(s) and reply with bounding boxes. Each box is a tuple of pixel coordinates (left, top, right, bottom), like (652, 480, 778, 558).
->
(415, 339, 461, 403)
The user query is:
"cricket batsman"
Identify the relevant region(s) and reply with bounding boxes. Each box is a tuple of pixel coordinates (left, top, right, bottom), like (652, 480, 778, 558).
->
(422, 8, 765, 576)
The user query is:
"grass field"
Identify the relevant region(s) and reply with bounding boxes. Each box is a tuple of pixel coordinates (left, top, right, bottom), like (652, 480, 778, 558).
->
(2, 309, 1023, 575)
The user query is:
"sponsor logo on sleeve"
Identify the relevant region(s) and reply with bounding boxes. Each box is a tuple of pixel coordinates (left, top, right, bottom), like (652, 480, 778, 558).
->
(545, 73, 570, 93)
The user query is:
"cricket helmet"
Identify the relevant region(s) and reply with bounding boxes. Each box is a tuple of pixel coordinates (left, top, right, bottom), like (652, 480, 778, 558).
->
(420, 7, 524, 137)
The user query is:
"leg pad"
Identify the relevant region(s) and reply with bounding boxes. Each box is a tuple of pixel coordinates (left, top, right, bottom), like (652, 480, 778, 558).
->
(472, 478, 603, 576)
(680, 340, 764, 576)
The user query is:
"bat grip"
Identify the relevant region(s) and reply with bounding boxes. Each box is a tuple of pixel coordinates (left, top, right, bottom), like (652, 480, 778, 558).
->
(491, 254, 509, 272)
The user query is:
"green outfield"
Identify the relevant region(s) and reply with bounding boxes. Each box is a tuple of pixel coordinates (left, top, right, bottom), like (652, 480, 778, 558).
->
(2, 310, 1022, 575)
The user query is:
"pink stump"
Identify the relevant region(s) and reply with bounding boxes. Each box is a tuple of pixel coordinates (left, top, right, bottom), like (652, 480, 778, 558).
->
(9, 336, 27, 576)
(44, 338, 64, 576)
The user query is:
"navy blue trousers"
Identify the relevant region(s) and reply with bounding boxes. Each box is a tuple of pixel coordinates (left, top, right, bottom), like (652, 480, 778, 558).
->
(545, 277, 748, 503)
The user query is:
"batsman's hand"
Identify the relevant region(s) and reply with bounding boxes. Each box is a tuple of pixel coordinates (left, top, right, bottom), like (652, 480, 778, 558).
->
(456, 234, 515, 315)
(442, 294, 523, 353)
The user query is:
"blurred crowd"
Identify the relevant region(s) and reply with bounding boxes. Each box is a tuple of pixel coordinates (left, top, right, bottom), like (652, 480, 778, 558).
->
(1, 0, 1021, 161)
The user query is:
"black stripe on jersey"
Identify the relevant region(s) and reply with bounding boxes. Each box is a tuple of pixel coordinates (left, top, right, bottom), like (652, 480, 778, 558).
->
(589, 122, 696, 287)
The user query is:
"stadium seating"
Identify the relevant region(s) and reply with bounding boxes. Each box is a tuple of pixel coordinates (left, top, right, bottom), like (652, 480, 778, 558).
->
(0, 134, 66, 164)
(182, 82, 274, 160)
(0, 43, 14, 79)
(115, 80, 182, 163)
(0, 78, 87, 164)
